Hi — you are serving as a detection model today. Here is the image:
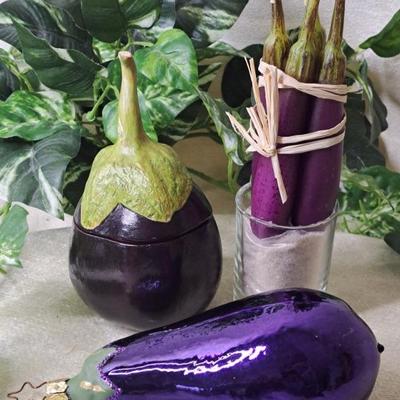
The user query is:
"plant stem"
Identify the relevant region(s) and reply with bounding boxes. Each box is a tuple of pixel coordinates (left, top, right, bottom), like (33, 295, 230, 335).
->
(86, 85, 113, 122)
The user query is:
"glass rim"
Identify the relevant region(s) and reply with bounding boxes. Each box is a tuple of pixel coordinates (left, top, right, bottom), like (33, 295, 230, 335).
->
(235, 183, 339, 230)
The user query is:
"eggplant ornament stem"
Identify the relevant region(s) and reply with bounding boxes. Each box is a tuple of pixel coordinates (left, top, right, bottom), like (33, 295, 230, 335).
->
(293, 0, 346, 226)
(251, 0, 321, 237)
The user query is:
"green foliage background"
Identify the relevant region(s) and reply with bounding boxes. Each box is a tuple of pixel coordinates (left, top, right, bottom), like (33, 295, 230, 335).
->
(0, 0, 399, 269)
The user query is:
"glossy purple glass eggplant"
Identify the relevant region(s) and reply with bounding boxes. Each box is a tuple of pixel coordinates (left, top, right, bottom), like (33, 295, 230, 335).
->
(70, 184, 222, 330)
(63, 289, 382, 400)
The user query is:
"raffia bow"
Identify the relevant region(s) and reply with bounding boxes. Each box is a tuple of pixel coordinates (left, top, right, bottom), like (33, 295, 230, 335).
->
(227, 59, 348, 204)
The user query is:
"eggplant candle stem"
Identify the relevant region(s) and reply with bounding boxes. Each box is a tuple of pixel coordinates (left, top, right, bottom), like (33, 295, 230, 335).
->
(263, 0, 290, 69)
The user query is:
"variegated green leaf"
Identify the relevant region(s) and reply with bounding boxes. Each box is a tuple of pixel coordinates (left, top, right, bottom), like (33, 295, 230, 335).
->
(120, 0, 161, 28)
(197, 41, 248, 60)
(175, 0, 249, 48)
(0, 62, 19, 100)
(135, 29, 198, 91)
(14, 19, 101, 97)
(0, 126, 81, 218)
(0, 91, 76, 140)
(136, 0, 176, 41)
(198, 90, 246, 166)
(0, 203, 28, 274)
(81, 0, 126, 43)
(0, 0, 93, 57)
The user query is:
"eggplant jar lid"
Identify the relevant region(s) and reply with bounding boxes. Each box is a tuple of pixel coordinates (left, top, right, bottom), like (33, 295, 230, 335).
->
(74, 184, 214, 244)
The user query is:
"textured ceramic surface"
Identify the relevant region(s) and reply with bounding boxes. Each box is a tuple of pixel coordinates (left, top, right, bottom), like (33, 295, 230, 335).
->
(69, 186, 222, 329)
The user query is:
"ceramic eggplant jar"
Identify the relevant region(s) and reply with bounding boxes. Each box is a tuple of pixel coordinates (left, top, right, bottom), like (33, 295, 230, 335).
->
(69, 52, 222, 330)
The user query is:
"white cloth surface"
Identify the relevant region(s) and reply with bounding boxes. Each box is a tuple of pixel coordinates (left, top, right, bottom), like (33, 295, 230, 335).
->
(0, 220, 399, 399)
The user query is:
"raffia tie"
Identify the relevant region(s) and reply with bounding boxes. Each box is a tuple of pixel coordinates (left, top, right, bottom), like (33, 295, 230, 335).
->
(227, 59, 348, 204)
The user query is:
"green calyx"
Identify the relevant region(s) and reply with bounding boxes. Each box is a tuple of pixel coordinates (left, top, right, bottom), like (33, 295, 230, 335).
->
(81, 51, 192, 230)
(67, 348, 114, 400)
(319, 0, 346, 84)
(285, 0, 322, 82)
(263, 0, 290, 69)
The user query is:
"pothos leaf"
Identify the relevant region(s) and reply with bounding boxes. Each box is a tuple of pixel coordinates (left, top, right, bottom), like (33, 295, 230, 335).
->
(175, 0, 249, 48)
(135, 29, 199, 131)
(121, 0, 161, 28)
(0, 91, 76, 140)
(14, 19, 101, 97)
(0, 125, 81, 218)
(360, 10, 400, 58)
(196, 41, 248, 60)
(134, 0, 176, 42)
(0, 203, 28, 273)
(81, 0, 126, 43)
(197, 90, 246, 166)
(344, 93, 385, 169)
(134, 29, 198, 91)
(0, 62, 19, 100)
(0, 0, 93, 57)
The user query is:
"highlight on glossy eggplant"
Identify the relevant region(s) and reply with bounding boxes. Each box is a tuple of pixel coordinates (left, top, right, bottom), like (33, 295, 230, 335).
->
(69, 52, 222, 329)
(40, 289, 382, 400)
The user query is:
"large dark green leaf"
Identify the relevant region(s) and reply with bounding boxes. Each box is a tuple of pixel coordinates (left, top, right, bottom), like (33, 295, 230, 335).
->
(198, 90, 246, 165)
(360, 10, 400, 57)
(135, 0, 176, 41)
(0, 62, 19, 100)
(347, 59, 389, 143)
(221, 44, 262, 107)
(175, 0, 249, 48)
(14, 20, 101, 97)
(0, 0, 93, 56)
(0, 91, 76, 140)
(43, 0, 85, 29)
(344, 93, 385, 169)
(385, 233, 400, 256)
(0, 125, 81, 218)
(197, 41, 248, 60)
(81, 0, 126, 42)
(0, 203, 28, 273)
(121, 0, 161, 28)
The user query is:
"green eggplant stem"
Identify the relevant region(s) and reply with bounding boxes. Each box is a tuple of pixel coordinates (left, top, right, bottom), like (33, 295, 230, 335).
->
(285, 0, 321, 82)
(118, 51, 147, 148)
(263, 0, 290, 69)
(328, 0, 346, 48)
(299, 0, 320, 43)
(319, 0, 346, 84)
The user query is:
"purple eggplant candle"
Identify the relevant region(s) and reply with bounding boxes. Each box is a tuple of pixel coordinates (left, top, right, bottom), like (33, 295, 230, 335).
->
(294, 0, 346, 225)
(69, 52, 222, 330)
(35, 289, 382, 400)
(251, 0, 322, 238)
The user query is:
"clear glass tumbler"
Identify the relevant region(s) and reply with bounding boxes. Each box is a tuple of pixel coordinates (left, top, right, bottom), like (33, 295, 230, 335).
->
(234, 183, 338, 300)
